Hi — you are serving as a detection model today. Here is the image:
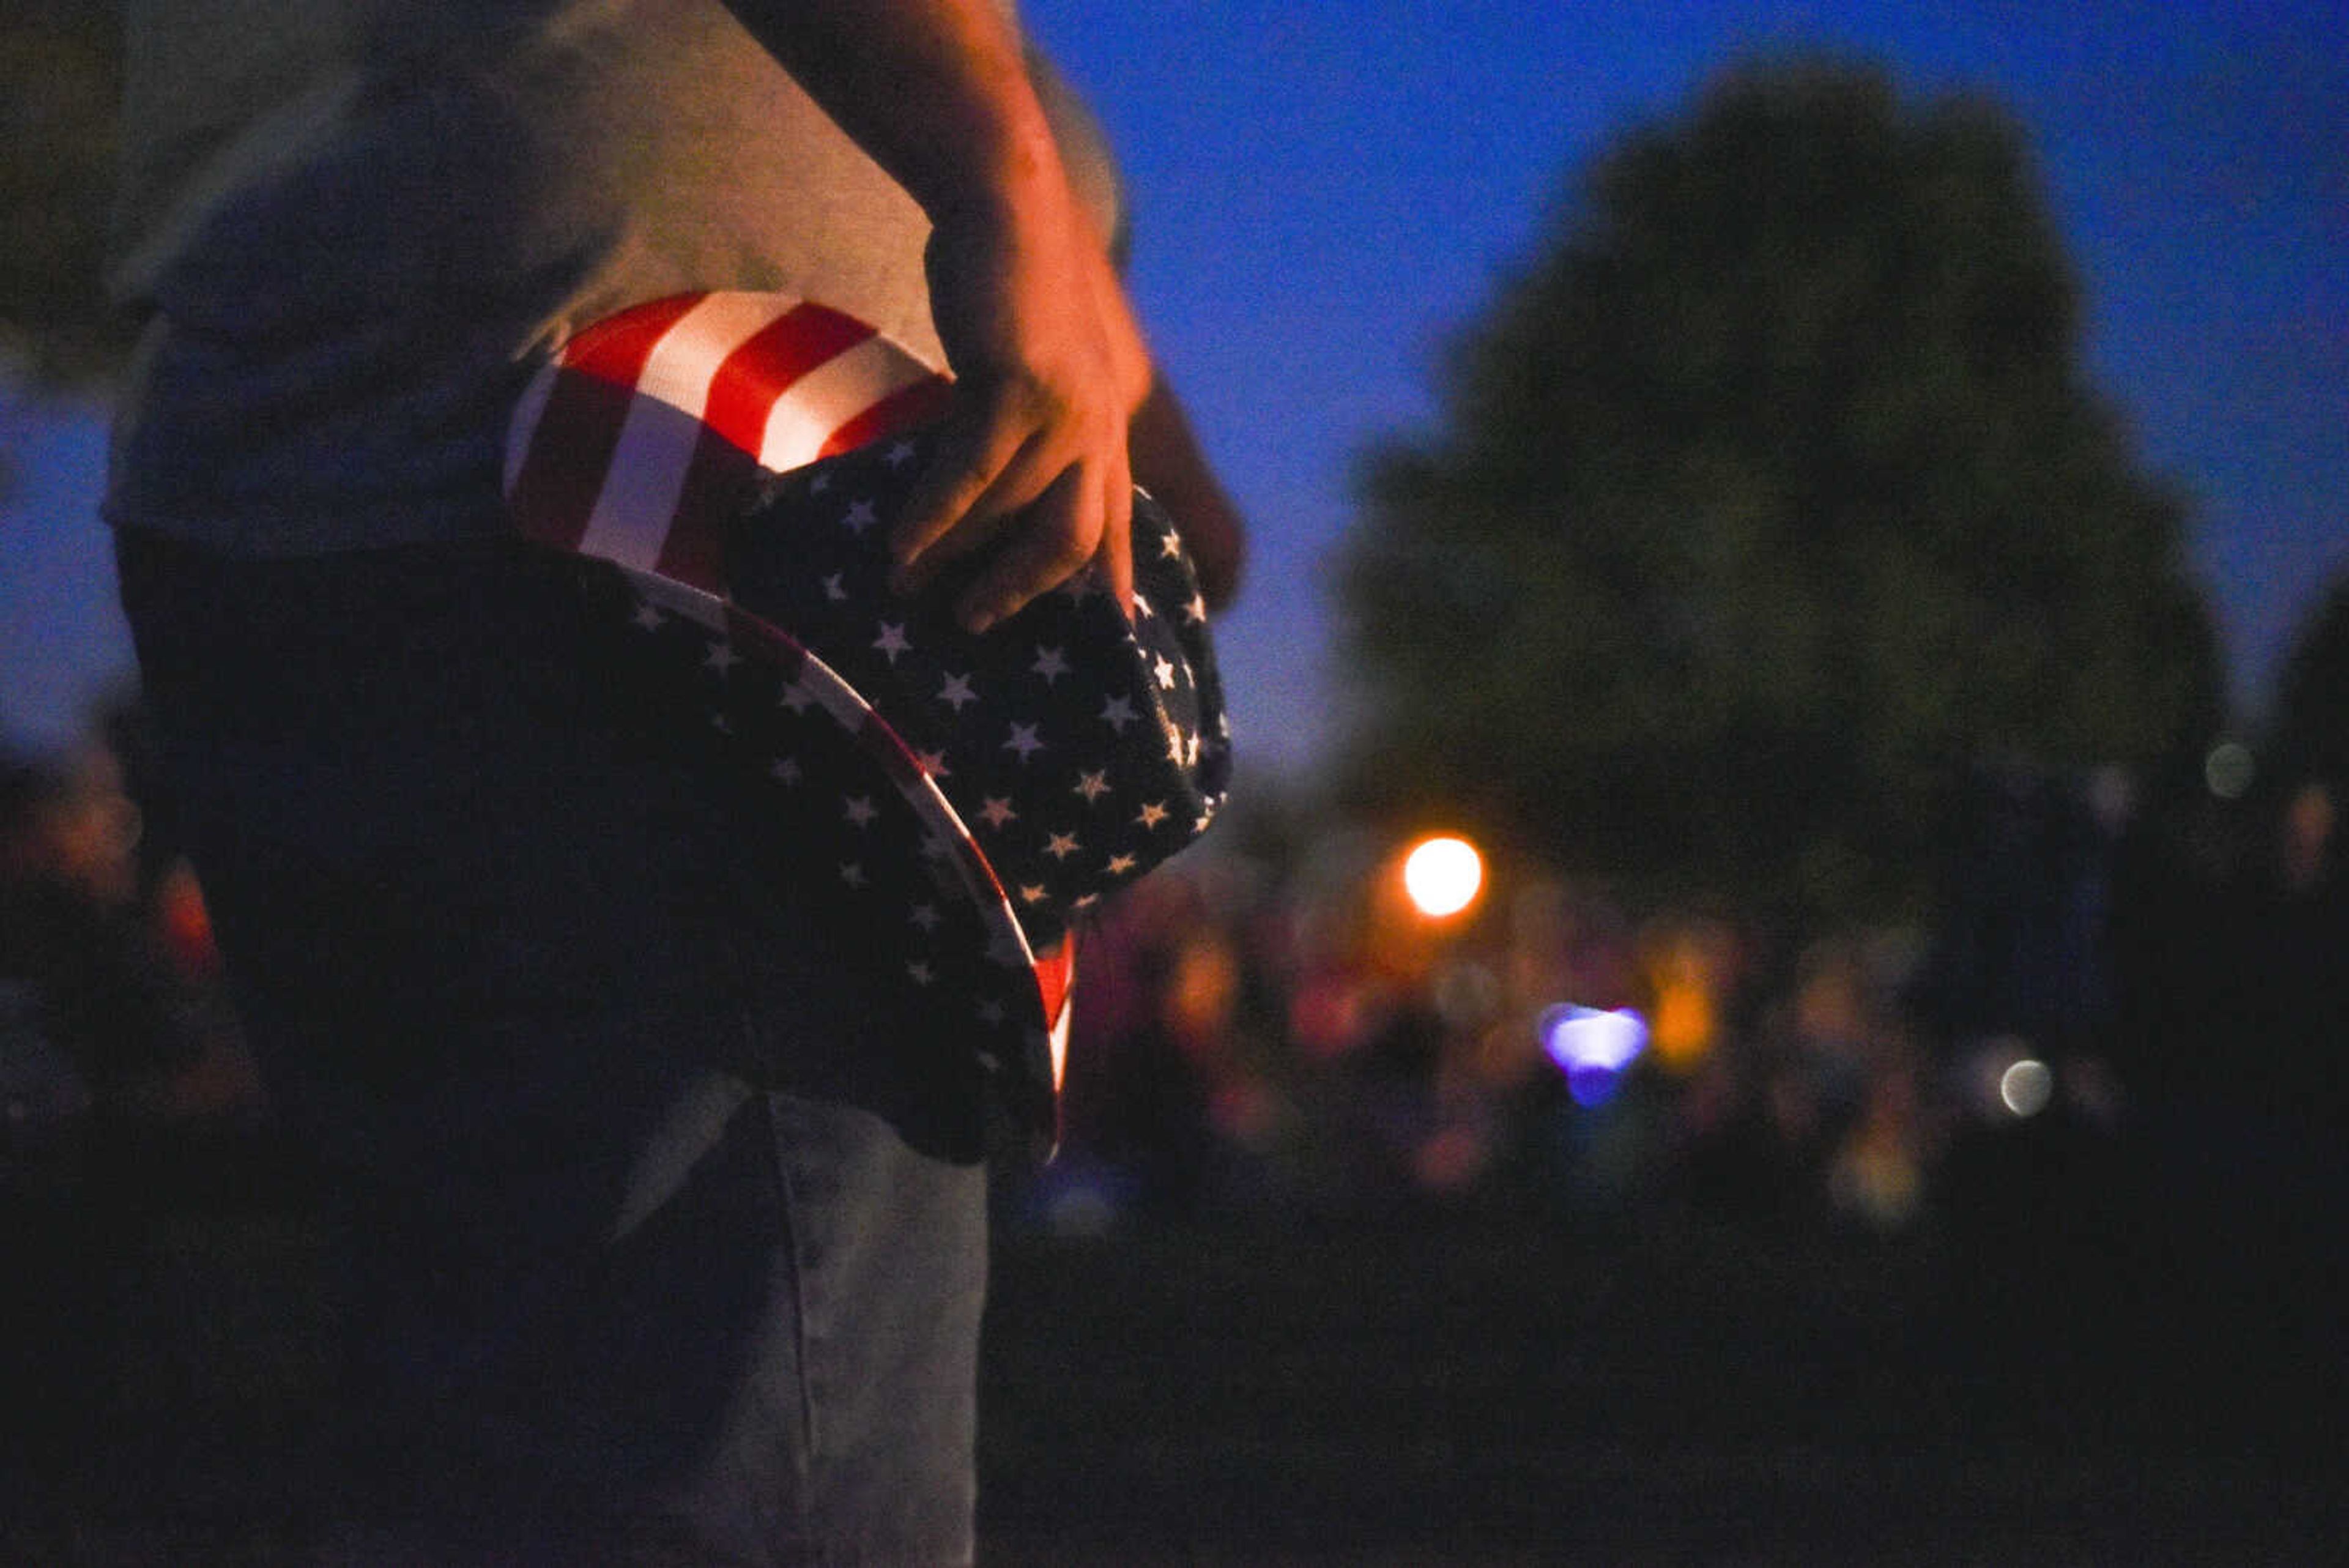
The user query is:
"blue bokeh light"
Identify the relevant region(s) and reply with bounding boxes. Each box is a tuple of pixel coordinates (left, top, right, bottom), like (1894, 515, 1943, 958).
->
(1540, 1005, 1650, 1107)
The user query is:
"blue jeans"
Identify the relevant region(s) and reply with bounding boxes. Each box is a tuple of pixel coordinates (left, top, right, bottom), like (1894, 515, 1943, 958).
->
(116, 530, 987, 1566)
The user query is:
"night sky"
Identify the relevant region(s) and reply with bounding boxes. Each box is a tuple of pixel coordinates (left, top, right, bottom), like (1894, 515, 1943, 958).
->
(4, 0, 2343, 777)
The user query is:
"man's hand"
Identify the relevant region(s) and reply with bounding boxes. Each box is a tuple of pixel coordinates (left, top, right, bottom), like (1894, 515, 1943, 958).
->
(721, 0, 1152, 631)
(889, 191, 1152, 631)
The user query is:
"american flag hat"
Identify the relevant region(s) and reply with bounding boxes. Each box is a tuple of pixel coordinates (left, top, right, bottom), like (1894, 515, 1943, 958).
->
(504, 292, 1230, 1150)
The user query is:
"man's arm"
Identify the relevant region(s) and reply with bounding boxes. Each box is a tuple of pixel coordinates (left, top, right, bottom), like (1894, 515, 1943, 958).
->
(1129, 379, 1247, 614)
(720, 0, 1150, 631)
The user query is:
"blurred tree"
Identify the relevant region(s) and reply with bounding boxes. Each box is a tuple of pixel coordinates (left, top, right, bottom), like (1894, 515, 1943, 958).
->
(1335, 61, 2223, 920)
(1, 1, 128, 389)
(2266, 570, 2349, 792)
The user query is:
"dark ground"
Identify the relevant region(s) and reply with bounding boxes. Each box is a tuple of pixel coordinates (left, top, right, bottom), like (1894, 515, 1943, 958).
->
(2, 1129, 2339, 1567)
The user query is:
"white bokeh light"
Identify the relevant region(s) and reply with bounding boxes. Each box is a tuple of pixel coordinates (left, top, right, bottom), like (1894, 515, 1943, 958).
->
(1999, 1057, 2055, 1118)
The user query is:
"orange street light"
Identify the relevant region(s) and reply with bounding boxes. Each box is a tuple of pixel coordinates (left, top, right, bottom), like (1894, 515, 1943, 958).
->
(1401, 834, 1484, 919)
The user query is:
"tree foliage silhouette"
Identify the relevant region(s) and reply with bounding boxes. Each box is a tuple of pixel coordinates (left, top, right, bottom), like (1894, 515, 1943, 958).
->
(1, 1, 127, 388)
(1337, 61, 2222, 918)
(2267, 569, 2349, 792)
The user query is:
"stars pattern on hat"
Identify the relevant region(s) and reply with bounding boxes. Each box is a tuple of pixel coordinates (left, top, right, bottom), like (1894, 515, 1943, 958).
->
(594, 421, 1232, 1131)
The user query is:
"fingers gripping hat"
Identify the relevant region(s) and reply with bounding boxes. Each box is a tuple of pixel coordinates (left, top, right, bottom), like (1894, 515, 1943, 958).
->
(505, 292, 1231, 1150)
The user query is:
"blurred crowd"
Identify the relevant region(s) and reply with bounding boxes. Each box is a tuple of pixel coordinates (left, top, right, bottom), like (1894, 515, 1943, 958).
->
(5, 683, 2343, 1521)
(1028, 754, 2346, 1248)
(3, 702, 278, 1472)
(6, 701, 2342, 1354)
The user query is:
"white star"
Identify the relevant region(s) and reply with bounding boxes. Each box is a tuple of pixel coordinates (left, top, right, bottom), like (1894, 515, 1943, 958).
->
(809, 470, 832, 494)
(910, 903, 942, 932)
(1003, 722, 1044, 762)
(770, 756, 801, 786)
(822, 571, 849, 602)
(873, 622, 911, 664)
(907, 959, 935, 986)
(913, 749, 950, 778)
(778, 681, 817, 714)
(886, 439, 918, 467)
(1031, 645, 1071, 684)
(919, 832, 956, 860)
(1059, 571, 1102, 604)
(1105, 853, 1139, 877)
(976, 1048, 1002, 1071)
(705, 642, 742, 674)
(977, 998, 1008, 1027)
(1099, 694, 1137, 733)
(1184, 593, 1208, 624)
(1166, 728, 1187, 764)
(1044, 831, 1081, 861)
(1135, 801, 1170, 830)
(842, 499, 878, 533)
(1132, 590, 1154, 620)
(632, 601, 666, 631)
(1073, 891, 1102, 910)
(843, 795, 878, 828)
(985, 931, 1028, 968)
(1019, 884, 1051, 905)
(1073, 770, 1111, 803)
(708, 712, 732, 734)
(839, 861, 867, 889)
(979, 797, 1018, 829)
(1159, 530, 1184, 559)
(1195, 811, 1217, 834)
(1154, 654, 1177, 689)
(938, 672, 978, 710)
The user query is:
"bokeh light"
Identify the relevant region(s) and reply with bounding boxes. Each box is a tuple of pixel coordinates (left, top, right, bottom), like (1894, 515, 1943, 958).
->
(1539, 1005, 1650, 1107)
(2204, 740, 2256, 800)
(1998, 1057, 2054, 1119)
(1402, 834, 1484, 918)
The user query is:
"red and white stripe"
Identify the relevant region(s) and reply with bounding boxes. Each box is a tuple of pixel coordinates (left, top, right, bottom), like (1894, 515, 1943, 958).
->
(505, 291, 951, 598)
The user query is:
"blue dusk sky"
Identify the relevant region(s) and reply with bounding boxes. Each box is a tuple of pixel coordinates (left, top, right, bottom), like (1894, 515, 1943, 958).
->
(4, 0, 2343, 777)
(1024, 0, 2347, 776)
